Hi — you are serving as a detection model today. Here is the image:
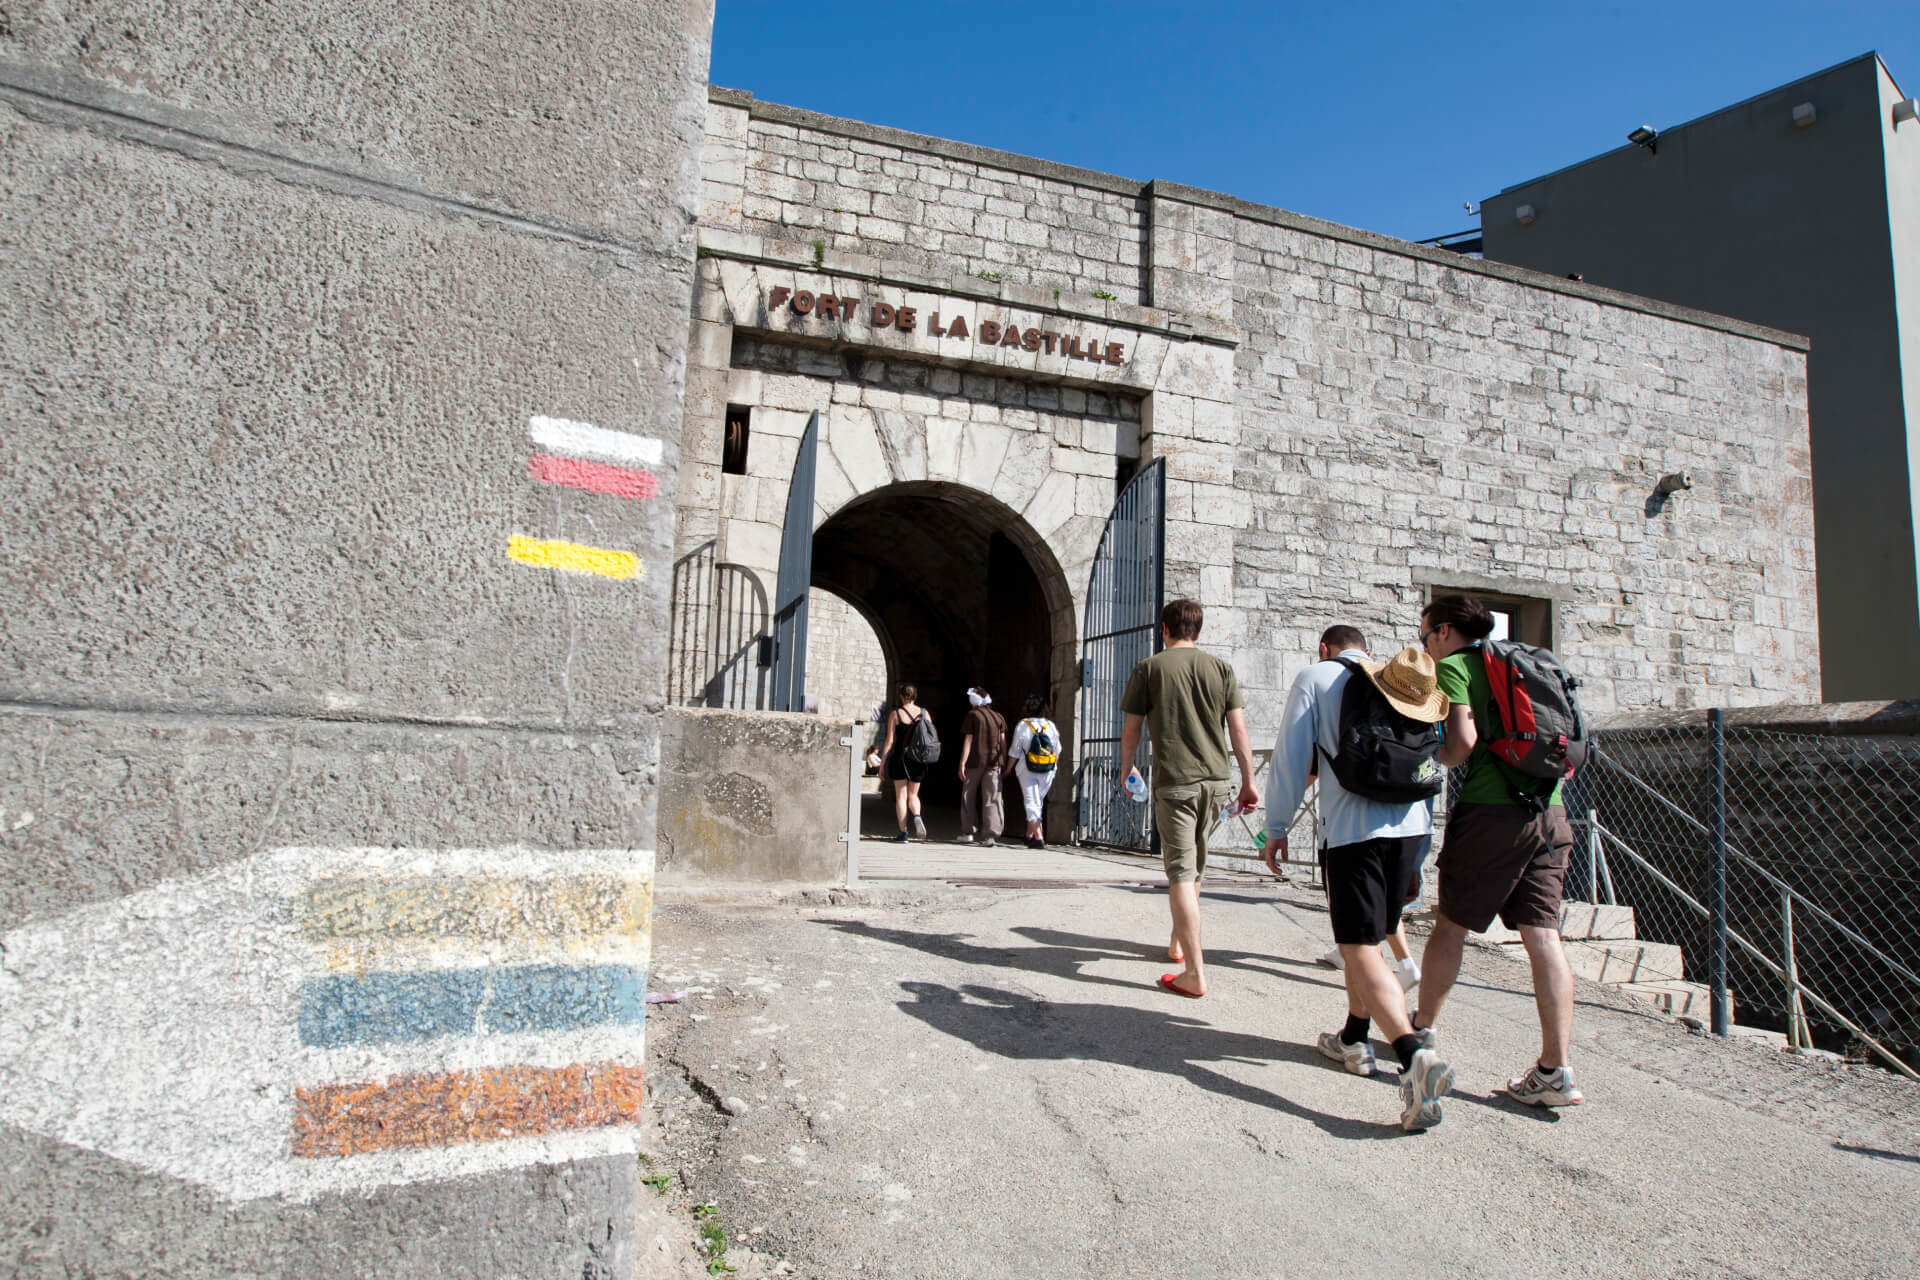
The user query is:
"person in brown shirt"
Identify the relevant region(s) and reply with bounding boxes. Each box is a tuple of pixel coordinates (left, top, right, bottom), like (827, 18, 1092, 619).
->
(956, 686, 1007, 846)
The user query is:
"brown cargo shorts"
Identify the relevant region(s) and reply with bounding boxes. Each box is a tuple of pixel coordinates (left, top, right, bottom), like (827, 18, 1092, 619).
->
(1436, 802, 1573, 934)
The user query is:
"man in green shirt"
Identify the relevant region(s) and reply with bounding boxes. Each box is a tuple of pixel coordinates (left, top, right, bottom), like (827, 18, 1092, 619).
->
(1413, 595, 1584, 1108)
(1119, 599, 1260, 999)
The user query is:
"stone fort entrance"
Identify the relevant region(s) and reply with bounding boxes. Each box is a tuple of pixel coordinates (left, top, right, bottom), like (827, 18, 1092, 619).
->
(811, 481, 1068, 811)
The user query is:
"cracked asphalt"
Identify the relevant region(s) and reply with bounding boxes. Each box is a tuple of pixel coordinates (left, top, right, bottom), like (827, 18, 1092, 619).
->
(638, 872, 1920, 1280)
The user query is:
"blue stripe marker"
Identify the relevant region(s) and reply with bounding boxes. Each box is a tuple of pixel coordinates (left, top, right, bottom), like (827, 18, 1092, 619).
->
(298, 964, 647, 1048)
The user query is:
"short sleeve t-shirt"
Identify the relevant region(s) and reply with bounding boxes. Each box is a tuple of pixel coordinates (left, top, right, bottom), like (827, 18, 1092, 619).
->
(1119, 646, 1245, 788)
(963, 706, 1007, 766)
(1435, 647, 1564, 808)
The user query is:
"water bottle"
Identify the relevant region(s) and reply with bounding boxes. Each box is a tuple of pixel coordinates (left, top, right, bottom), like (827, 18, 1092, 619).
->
(1123, 772, 1148, 803)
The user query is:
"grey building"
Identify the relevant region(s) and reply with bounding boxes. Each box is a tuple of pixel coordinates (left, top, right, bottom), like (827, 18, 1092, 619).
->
(1480, 53, 1920, 701)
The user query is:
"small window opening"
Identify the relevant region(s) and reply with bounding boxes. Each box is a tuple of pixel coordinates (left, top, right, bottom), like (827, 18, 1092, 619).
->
(1429, 586, 1553, 648)
(722, 405, 751, 475)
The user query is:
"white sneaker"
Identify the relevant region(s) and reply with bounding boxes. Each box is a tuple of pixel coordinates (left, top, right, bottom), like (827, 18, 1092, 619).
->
(911, 815, 927, 838)
(1507, 1062, 1585, 1107)
(1316, 1031, 1376, 1076)
(1411, 1024, 1436, 1051)
(1398, 1048, 1454, 1132)
(956, 833, 974, 844)
(1317, 945, 1345, 970)
(1395, 958, 1421, 992)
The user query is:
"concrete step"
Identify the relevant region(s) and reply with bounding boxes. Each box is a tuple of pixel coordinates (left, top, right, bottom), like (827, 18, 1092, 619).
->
(1618, 979, 1733, 1022)
(1559, 901, 1638, 941)
(1577, 938, 1686, 984)
(1495, 937, 1687, 984)
(1475, 900, 1639, 945)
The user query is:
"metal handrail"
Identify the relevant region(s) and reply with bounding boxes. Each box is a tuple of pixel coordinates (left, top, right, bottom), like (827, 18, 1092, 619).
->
(1585, 818, 1918, 1080)
(1588, 748, 1920, 994)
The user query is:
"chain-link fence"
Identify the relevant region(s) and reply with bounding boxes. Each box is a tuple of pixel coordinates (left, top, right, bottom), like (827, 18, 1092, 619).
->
(1564, 718, 1920, 1077)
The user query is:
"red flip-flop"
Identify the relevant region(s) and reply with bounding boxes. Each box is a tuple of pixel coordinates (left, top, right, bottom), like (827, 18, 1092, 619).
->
(1158, 973, 1204, 999)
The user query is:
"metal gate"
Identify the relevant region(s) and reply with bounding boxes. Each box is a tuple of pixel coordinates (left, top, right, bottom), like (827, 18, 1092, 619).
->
(768, 410, 819, 712)
(1075, 459, 1166, 849)
(666, 540, 770, 708)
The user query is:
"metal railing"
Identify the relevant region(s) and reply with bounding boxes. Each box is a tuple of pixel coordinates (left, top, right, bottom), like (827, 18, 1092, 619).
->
(1566, 714, 1920, 1078)
(667, 540, 770, 709)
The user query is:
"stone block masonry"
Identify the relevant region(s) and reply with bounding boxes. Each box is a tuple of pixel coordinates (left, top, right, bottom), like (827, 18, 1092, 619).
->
(0, 1, 712, 1275)
(682, 85, 1820, 789)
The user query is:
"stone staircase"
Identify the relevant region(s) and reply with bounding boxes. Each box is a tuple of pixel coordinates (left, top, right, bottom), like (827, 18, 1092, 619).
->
(1477, 900, 1729, 1020)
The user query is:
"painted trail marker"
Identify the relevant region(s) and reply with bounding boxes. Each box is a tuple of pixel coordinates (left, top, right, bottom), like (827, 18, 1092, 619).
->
(0, 846, 654, 1202)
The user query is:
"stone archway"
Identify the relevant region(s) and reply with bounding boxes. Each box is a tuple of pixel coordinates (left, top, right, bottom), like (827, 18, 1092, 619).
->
(810, 481, 1077, 833)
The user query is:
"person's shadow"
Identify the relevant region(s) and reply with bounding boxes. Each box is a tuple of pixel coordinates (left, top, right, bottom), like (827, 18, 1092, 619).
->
(897, 980, 1408, 1140)
(817, 918, 1344, 995)
(814, 918, 1415, 1138)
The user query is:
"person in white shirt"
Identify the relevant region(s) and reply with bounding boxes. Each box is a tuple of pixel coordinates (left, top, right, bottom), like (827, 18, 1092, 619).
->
(1006, 695, 1062, 849)
(1304, 627, 1425, 992)
(1266, 632, 1455, 1132)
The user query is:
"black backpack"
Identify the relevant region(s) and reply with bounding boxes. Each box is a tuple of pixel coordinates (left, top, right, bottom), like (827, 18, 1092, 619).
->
(905, 710, 941, 764)
(1316, 657, 1445, 804)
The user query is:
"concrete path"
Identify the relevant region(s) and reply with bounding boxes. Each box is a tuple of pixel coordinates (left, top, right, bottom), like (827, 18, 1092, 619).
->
(638, 870, 1920, 1280)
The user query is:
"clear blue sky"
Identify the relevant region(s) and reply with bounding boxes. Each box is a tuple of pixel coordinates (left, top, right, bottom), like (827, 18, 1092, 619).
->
(711, 1, 1917, 243)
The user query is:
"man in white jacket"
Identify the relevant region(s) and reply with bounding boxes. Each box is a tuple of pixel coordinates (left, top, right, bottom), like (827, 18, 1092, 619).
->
(1265, 636, 1454, 1132)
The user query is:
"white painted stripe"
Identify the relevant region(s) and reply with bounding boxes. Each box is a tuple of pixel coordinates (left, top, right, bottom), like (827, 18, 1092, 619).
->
(528, 416, 663, 467)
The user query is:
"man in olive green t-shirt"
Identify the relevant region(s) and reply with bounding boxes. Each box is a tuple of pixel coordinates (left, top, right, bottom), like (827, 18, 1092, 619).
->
(1119, 598, 1260, 999)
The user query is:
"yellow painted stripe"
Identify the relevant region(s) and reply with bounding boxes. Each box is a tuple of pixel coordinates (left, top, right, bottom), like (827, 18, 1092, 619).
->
(297, 875, 650, 946)
(507, 535, 640, 580)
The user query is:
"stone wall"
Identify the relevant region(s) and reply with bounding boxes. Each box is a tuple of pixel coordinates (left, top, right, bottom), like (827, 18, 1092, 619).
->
(680, 89, 1821, 774)
(1229, 214, 1817, 717)
(806, 588, 889, 723)
(706, 91, 1148, 305)
(0, 2, 710, 1274)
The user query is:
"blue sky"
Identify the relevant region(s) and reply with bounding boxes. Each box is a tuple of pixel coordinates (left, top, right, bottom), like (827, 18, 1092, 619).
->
(711, 1, 1916, 243)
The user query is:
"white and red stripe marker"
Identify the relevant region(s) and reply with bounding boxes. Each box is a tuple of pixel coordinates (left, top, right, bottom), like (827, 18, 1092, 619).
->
(512, 416, 663, 578)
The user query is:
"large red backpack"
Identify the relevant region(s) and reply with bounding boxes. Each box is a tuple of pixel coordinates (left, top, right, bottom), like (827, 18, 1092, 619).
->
(1477, 639, 1587, 804)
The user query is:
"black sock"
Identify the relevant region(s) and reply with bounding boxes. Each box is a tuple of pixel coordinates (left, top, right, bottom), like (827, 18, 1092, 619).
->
(1340, 1014, 1370, 1046)
(1392, 1034, 1423, 1071)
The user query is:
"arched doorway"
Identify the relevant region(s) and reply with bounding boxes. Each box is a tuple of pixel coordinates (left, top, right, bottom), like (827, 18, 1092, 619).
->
(811, 481, 1075, 831)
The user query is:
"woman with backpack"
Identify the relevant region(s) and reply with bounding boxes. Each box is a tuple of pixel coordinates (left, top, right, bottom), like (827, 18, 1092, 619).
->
(878, 683, 932, 842)
(1005, 694, 1062, 849)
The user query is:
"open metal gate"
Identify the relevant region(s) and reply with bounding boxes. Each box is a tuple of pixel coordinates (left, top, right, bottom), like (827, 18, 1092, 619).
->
(1075, 459, 1166, 849)
(768, 410, 819, 712)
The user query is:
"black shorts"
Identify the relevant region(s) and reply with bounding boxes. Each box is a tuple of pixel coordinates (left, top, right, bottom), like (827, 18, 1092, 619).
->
(1323, 835, 1426, 946)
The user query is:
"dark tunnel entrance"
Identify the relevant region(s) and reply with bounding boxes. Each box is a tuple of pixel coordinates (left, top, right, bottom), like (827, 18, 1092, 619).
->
(811, 482, 1075, 827)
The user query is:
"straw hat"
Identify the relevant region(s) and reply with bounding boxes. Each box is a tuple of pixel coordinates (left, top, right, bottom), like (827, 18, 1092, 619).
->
(1361, 647, 1449, 723)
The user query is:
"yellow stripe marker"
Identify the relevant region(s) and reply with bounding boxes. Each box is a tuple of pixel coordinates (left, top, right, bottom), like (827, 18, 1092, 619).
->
(507, 534, 641, 580)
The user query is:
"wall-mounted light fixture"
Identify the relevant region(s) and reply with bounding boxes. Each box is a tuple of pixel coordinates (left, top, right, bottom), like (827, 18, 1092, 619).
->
(1628, 124, 1659, 153)
(1646, 470, 1692, 517)
(1895, 98, 1919, 127)
(1514, 203, 1537, 225)
(1656, 472, 1693, 496)
(1792, 102, 1817, 128)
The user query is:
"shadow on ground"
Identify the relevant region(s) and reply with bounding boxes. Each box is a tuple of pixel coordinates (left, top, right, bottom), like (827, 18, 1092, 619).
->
(816, 917, 1430, 1140)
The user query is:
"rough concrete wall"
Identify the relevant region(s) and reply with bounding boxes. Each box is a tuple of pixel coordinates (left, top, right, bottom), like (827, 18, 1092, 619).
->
(656, 708, 849, 883)
(1230, 218, 1820, 720)
(0, 1, 710, 1274)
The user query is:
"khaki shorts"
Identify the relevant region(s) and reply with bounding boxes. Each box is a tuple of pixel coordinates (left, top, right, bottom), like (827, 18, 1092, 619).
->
(1156, 780, 1232, 884)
